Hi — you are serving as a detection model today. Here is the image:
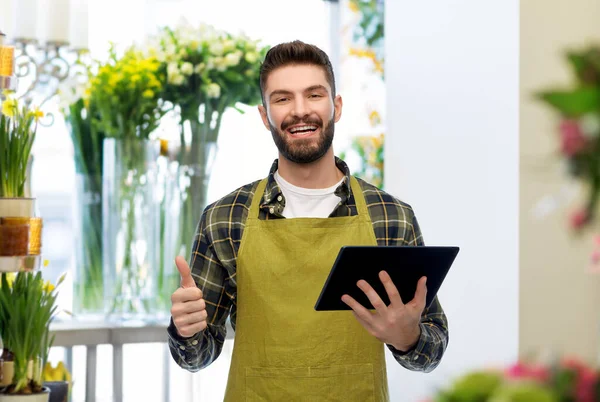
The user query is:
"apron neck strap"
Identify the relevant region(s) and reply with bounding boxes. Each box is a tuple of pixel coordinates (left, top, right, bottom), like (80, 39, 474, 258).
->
(249, 178, 269, 219)
(248, 175, 369, 219)
(349, 176, 369, 217)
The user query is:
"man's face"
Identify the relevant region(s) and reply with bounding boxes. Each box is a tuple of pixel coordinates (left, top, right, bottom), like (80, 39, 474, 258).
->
(258, 64, 342, 164)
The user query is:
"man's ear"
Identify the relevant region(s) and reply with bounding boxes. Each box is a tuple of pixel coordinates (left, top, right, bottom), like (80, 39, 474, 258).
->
(333, 94, 343, 123)
(258, 105, 270, 130)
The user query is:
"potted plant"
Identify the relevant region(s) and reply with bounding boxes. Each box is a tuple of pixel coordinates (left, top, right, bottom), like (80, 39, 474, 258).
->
(0, 95, 44, 272)
(0, 272, 64, 401)
(0, 94, 43, 215)
(42, 361, 71, 402)
(428, 357, 599, 402)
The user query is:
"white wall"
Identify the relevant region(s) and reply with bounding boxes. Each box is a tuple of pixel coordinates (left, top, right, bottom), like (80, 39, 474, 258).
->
(520, 0, 600, 364)
(384, 1, 520, 400)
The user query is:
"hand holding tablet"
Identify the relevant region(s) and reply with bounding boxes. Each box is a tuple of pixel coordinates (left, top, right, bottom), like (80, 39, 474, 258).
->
(314, 246, 459, 311)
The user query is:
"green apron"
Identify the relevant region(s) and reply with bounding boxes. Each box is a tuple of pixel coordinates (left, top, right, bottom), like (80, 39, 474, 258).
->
(223, 176, 389, 401)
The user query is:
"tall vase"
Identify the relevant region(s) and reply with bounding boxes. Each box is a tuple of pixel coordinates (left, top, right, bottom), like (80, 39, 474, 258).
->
(157, 117, 218, 311)
(102, 138, 161, 319)
(72, 173, 104, 317)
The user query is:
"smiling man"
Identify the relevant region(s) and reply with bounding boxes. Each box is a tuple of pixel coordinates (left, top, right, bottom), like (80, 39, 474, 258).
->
(167, 41, 449, 401)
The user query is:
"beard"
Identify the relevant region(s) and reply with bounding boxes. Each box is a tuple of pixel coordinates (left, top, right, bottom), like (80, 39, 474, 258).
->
(269, 114, 335, 164)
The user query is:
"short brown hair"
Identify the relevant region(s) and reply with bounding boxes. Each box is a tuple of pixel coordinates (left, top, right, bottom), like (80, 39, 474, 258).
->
(259, 40, 336, 104)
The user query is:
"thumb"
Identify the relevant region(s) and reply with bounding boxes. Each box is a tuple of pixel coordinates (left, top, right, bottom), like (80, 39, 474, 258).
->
(175, 256, 196, 289)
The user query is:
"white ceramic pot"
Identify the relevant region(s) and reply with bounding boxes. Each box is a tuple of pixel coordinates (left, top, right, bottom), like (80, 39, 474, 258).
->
(0, 199, 36, 218)
(0, 361, 13, 386)
(0, 387, 50, 402)
(0, 256, 41, 273)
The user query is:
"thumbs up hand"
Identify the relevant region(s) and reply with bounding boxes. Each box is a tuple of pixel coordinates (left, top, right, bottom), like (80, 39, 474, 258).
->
(170, 256, 208, 338)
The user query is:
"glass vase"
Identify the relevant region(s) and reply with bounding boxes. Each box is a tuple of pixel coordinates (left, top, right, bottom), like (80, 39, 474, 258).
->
(72, 174, 104, 317)
(157, 138, 217, 312)
(102, 138, 161, 320)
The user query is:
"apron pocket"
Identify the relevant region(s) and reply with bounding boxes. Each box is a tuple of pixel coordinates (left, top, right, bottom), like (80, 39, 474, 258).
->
(245, 364, 376, 402)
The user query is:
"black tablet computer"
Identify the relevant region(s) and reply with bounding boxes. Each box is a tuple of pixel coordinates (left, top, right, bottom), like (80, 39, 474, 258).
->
(314, 245, 459, 311)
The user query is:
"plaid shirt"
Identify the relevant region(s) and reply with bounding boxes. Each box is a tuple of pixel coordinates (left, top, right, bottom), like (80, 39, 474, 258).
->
(168, 157, 449, 373)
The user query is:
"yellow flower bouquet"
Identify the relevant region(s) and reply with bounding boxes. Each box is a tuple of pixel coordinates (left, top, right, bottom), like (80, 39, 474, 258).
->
(90, 45, 165, 140)
(88, 46, 167, 316)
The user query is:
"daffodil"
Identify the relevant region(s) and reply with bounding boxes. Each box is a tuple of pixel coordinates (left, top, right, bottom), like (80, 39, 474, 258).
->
(1, 97, 18, 117)
(28, 107, 44, 122)
(43, 281, 55, 293)
(4, 272, 16, 288)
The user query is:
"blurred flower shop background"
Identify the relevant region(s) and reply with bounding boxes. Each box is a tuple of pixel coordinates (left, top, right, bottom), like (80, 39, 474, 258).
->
(0, 0, 599, 401)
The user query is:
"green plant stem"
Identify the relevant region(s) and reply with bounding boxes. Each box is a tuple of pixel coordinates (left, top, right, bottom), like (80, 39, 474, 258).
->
(74, 175, 104, 313)
(108, 138, 155, 316)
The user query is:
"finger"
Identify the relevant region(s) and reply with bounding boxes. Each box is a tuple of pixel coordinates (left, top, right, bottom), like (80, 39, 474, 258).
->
(171, 298, 206, 315)
(175, 256, 196, 289)
(171, 287, 203, 304)
(177, 321, 207, 338)
(174, 310, 208, 327)
(341, 294, 375, 326)
(409, 276, 428, 311)
(357, 279, 388, 316)
(351, 310, 376, 332)
(379, 271, 404, 307)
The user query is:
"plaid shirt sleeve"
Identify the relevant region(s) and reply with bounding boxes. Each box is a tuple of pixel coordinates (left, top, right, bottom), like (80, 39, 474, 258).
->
(385, 207, 450, 373)
(167, 198, 240, 372)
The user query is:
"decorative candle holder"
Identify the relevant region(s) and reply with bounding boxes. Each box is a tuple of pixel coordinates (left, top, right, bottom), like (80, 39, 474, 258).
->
(0, 198, 43, 272)
(0, 224, 30, 256)
(0, 31, 17, 95)
(0, 217, 43, 255)
(7, 37, 90, 127)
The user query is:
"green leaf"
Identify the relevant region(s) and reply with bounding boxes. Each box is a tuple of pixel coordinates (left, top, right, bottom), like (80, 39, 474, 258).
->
(566, 51, 587, 79)
(536, 87, 600, 117)
(232, 104, 246, 114)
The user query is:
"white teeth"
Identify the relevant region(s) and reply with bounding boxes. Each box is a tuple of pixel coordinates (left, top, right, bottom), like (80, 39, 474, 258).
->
(289, 125, 318, 133)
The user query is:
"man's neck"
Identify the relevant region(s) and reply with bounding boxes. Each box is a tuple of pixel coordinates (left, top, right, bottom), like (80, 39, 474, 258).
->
(276, 149, 344, 189)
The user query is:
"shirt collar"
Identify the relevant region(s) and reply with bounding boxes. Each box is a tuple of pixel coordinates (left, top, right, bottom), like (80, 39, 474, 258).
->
(260, 157, 353, 212)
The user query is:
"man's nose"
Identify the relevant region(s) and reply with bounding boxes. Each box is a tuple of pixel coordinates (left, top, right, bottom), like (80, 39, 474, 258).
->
(292, 97, 309, 118)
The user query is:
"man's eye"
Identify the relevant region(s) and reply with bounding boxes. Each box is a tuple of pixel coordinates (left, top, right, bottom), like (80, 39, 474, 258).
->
(276, 98, 288, 103)
(309, 94, 322, 98)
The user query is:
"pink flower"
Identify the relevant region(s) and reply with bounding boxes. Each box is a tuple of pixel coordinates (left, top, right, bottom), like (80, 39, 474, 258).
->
(575, 368, 598, 402)
(560, 119, 588, 156)
(559, 358, 599, 402)
(560, 356, 587, 371)
(570, 209, 590, 230)
(505, 362, 549, 383)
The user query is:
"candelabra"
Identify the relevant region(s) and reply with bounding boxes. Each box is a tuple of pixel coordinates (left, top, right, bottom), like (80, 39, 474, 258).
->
(0, 31, 90, 126)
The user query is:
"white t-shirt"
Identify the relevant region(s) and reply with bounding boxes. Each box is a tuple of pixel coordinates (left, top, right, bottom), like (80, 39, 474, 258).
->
(274, 170, 344, 218)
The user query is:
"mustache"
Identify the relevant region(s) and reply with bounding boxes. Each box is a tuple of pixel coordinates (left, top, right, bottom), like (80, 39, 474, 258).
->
(281, 116, 323, 131)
